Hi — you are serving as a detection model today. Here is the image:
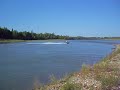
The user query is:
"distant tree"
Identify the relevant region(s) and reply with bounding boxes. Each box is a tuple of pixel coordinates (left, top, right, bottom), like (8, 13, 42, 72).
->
(0, 26, 96, 40)
(0, 27, 12, 39)
(12, 30, 18, 39)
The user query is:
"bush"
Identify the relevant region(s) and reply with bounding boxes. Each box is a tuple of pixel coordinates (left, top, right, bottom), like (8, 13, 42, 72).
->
(61, 83, 82, 90)
(96, 74, 120, 89)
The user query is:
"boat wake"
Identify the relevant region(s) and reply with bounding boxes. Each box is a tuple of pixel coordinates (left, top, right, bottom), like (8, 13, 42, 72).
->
(26, 42, 67, 45)
(42, 42, 67, 44)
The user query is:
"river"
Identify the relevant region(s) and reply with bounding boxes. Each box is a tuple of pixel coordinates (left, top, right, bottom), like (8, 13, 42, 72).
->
(0, 40, 120, 90)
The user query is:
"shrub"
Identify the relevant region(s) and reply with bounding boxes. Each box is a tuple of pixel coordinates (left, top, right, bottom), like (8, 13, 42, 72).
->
(96, 74, 120, 89)
(49, 74, 58, 84)
(61, 83, 82, 90)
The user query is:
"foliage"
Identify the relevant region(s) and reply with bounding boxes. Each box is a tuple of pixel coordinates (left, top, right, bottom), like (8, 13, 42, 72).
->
(61, 83, 82, 90)
(81, 64, 92, 75)
(0, 26, 105, 40)
(0, 27, 70, 40)
(96, 73, 120, 89)
(49, 74, 58, 84)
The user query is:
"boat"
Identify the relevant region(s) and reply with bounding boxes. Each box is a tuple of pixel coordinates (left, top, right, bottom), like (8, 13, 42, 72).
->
(66, 41, 69, 44)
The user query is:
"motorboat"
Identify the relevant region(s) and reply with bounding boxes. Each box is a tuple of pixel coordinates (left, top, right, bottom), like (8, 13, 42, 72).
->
(66, 41, 69, 44)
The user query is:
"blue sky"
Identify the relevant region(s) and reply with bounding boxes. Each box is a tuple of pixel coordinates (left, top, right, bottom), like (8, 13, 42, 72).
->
(0, 0, 120, 37)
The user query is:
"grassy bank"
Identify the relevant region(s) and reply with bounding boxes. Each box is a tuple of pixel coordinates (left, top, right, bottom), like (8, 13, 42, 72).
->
(0, 39, 66, 43)
(0, 39, 27, 43)
(33, 45, 120, 90)
(104, 38, 120, 40)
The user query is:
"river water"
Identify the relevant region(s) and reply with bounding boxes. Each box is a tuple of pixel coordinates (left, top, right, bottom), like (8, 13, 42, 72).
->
(0, 40, 120, 90)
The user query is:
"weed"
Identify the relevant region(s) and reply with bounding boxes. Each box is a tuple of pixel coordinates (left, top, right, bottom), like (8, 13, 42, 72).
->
(61, 83, 82, 90)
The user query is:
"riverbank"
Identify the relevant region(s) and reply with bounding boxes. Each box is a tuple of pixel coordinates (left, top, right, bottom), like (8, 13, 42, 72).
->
(34, 45, 120, 90)
(0, 39, 66, 43)
(0, 39, 27, 43)
(104, 38, 120, 40)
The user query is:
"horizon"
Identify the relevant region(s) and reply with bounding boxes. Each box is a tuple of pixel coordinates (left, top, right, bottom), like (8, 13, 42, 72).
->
(1, 26, 120, 38)
(0, 0, 120, 37)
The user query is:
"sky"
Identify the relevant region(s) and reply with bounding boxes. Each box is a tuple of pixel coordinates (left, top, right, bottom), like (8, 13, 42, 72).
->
(0, 0, 120, 37)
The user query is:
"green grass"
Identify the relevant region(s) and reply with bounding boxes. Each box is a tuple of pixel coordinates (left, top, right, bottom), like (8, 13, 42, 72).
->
(96, 73, 120, 89)
(104, 38, 120, 40)
(0, 39, 26, 43)
(49, 74, 58, 84)
(0, 39, 66, 43)
(61, 83, 82, 90)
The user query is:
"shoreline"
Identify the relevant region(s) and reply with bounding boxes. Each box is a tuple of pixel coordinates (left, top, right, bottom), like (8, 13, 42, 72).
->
(34, 44, 120, 90)
(0, 39, 66, 43)
(0, 39, 27, 43)
(0, 39, 119, 44)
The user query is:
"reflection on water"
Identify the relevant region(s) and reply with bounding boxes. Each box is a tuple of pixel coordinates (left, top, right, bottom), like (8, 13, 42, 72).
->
(0, 40, 120, 90)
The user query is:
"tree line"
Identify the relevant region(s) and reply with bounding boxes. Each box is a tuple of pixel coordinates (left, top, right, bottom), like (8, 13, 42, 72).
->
(0, 27, 71, 40)
(1, 27, 118, 40)
(0, 27, 94, 40)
